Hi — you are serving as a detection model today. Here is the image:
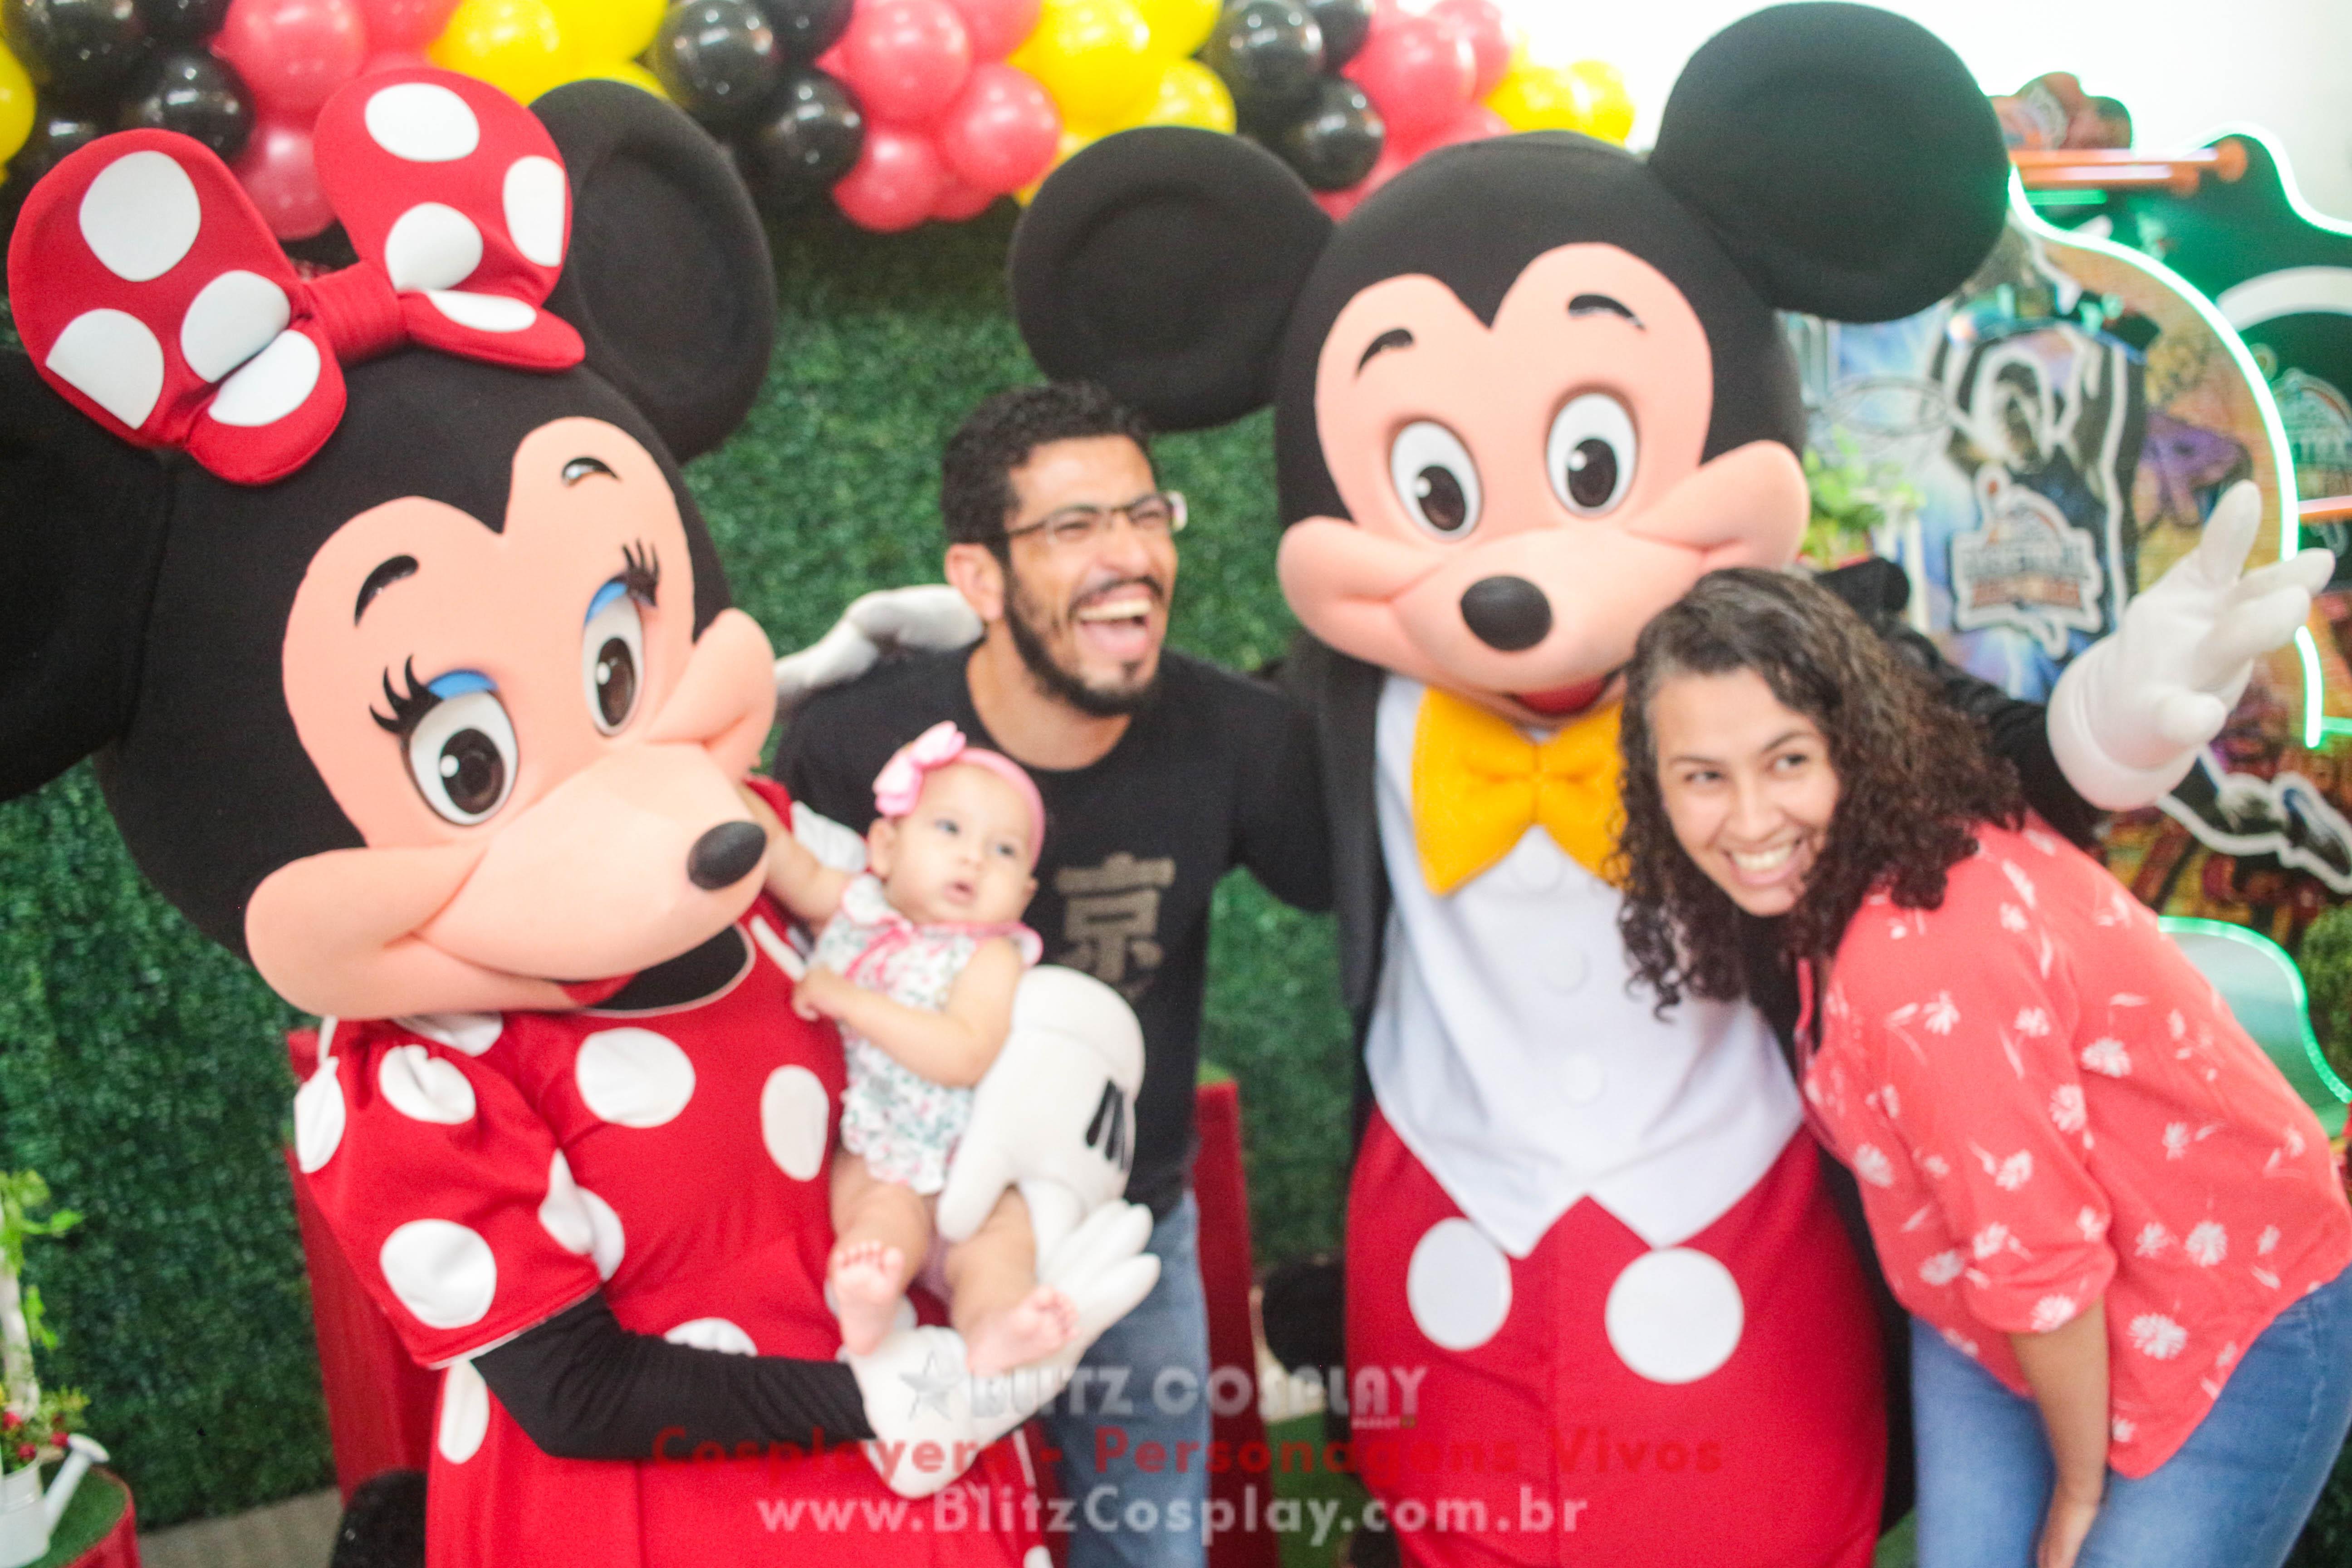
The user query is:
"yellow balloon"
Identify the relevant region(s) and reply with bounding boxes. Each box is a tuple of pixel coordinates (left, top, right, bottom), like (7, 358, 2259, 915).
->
(545, 0, 663, 67)
(0, 41, 31, 171)
(1564, 58, 1634, 144)
(1116, 56, 1233, 132)
(431, 0, 573, 105)
(1011, 0, 1156, 128)
(1488, 57, 1634, 143)
(1015, 127, 1100, 205)
(539, 58, 670, 101)
(1136, 0, 1216, 59)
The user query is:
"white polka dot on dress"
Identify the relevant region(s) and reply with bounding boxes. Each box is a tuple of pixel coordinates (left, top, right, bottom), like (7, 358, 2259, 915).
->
(760, 1065, 829, 1181)
(292, 1054, 346, 1174)
(1603, 1247, 1744, 1384)
(1406, 1218, 1512, 1352)
(397, 1013, 505, 1057)
(79, 150, 200, 282)
(437, 1358, 490, 1464)
(663, 1318, 758, 1355)
(383, 203, 483, 294)
(539, 1151, 595, 1257)
(378, 1044, 478, 1125)
(380, 1218, 499, 1330)
(206, 330, 320, 427)
(501, 156, 567, 266)
(575, 1028, 696, 1127)
(364, 82, 482, 162)
(179, 270, 289, 384)
(46, 309, 164, 429)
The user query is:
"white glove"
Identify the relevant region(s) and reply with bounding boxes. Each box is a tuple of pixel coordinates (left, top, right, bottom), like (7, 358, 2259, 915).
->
(2049, 481, 2334, 809)
(844, 1202, 1160, 1498)
(936, 966, 1145, 1259)
(774, 586, 984, 718)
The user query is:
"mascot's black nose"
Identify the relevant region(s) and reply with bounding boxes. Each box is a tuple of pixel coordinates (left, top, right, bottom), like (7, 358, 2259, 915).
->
(1460, 576, 1553, 652)
(688, 821, 767, 890)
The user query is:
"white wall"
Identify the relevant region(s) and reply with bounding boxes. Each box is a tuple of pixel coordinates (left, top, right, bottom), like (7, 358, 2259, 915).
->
(1498, 0, 2352, 223)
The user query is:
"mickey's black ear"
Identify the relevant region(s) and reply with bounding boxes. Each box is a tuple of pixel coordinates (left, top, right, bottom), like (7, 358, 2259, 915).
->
(1649, 2, 2008, 323)
(0, 354, 169, 801)
(1011, 127, 1331, 431)
(534, 81, 775, 461)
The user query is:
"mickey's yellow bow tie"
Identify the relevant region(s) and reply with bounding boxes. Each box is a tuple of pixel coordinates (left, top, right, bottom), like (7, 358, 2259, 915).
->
(1411, 687, 1623, 895)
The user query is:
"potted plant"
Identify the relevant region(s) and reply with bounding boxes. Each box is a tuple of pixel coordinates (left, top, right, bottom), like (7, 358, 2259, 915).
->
(0, 1171, 102, 1568)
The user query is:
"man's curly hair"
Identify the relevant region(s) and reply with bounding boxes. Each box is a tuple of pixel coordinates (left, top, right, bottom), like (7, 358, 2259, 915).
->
(1615, 568, 2024, 1011)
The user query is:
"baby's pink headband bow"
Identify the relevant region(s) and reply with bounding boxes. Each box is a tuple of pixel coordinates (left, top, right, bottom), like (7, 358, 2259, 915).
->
(872, 721, 1046, 867)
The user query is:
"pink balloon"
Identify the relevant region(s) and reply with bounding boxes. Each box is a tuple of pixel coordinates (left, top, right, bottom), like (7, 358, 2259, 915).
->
(943, 0, 1037, 61)
(1426, 0, 1508, 100)
(833, 124, 948, 230)
(360, 47, 432, 74)
(931, 177, 998, 220)
(1343, 13, 1474, 141)
(936, 62, 1058, 194)
(235, 118, 334, 239)
(214, 0, 370, 121)
(1415, 101, 1506, 155)
(838, 0, 974, 127)
(356, 0, 457, 53)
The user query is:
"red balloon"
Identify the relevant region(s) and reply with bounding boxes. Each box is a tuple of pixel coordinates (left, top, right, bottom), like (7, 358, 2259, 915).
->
(1426, 0, 1507, 99)
(1343, 12, 1472, 141)
(1415, 100, 1504, 155)
(930, 176, 997, 220)
(936, 61, 1057, 194)
(838, 0, 973, 127)
(234, 118, 334, 239)
(215, 0, 369, 121)
(360, 47, 433, 74)
(943, 0, 1036, 61)
(357, 0, 460, 52)
(833, 123, 948, 230)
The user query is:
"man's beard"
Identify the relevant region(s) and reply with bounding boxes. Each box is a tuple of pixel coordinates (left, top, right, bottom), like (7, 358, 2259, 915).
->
(1004, 569, 1164, 720)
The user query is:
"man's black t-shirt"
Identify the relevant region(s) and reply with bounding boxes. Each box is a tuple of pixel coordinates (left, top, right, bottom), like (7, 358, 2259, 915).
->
(775, 647, 1333, 1219)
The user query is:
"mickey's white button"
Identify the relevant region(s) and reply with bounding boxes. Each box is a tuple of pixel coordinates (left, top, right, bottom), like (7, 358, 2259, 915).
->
(1506, 834, 1566, 894)
(576, 1028, 695, 1127)
(1406, 1218, 1512, 1352)
(1560, 1050, 1604, 1106)
(438, 1359, 490, 1463)
(1604, 1247, 1743, 1384)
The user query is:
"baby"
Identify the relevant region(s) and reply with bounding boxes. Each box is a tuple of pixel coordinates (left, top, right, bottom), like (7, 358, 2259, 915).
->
(761, 721, 1077, 1375)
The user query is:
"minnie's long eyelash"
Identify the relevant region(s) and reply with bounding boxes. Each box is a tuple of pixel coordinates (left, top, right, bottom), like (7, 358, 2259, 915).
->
(372, 657, 437, 736)
(621, 541, 660, 605)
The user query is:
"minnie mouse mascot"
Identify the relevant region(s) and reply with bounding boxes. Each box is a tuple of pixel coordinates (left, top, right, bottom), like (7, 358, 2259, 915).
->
(0, 67, 1155, 1568)
(1001, 5, 2331, 1565)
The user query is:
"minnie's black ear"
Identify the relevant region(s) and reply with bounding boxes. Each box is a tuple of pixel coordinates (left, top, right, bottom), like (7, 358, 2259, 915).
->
(1649, 2, 2008, 323)
(0, 354, 169, 802)
(1011, 127, 1332, 431)
(534, 81, 775, 461)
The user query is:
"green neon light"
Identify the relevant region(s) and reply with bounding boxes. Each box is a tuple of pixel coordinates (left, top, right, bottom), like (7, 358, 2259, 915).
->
(2006, 175, 2319, 740)
(2026, 188, 2111, 207)
(2161, 916, 2352, 1112)
(2189, 124, 2352, 240)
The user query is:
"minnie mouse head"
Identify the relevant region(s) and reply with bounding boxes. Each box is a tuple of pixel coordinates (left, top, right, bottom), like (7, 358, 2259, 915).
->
(0, 70, 784, 1020)
(1008, 2, 2011, 725)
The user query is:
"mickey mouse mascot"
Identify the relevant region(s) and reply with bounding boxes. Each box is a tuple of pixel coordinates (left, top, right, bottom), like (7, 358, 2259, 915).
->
(0, 68, 1156, 1568)
(1003, 5, 2331, 1565)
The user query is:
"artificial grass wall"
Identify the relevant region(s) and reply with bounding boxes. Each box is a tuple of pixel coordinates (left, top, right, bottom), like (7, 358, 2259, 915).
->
(0, 202, 1356, 1525)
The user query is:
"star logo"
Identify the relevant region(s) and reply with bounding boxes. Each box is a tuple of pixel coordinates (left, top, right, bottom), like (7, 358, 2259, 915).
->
(902, 1348, 962, 1419)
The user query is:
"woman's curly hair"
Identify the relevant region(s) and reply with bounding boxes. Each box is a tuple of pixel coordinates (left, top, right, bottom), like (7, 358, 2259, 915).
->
(1615, 568, 2024, 1011)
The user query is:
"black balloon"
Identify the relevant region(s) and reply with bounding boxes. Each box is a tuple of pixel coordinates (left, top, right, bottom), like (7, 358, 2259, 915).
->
(3, 0, 148, 99)
(1304, 0, 1371, 70)
(651, 0, 781, 128)
(1274, 75, 1381, 190)
(120, 48, 252, 160)
(131, 0, 225, 45)
(7, 107, 108, 183)
(734, 65, 862, 208)
(1201, 0, 1323, 128)
(755, 0, 850, 62)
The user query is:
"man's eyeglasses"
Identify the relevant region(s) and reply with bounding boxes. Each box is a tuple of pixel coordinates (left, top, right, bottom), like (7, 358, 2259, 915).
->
(1001, 491, 1187, 550)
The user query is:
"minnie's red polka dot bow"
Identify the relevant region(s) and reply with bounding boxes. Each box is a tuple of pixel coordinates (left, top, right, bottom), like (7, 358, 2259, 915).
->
(6, 68, 584, 486)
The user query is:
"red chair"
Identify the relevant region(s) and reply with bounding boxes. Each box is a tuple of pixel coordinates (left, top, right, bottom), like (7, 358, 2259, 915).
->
(288, 1029, 1283, 1568)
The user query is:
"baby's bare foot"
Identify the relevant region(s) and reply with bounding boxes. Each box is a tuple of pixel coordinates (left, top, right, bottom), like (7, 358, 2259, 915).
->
(964, 1286, 1077, 1377)
(831, 1240, 906, 1357)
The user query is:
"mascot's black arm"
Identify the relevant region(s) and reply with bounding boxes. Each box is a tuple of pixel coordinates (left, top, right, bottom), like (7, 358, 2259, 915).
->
(473, 1294, 874, 1460)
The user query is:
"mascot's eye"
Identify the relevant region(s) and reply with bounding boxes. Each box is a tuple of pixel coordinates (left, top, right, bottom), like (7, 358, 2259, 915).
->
(1389, 421, 1483, 538)
(581, 580, 647, 735)
(1546, 393, 1637, 515)
(407, 684, 519, 825)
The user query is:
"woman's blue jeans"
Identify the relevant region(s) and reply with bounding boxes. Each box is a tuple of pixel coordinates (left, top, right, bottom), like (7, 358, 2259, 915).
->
(1912, 1266, 2352, 1568)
